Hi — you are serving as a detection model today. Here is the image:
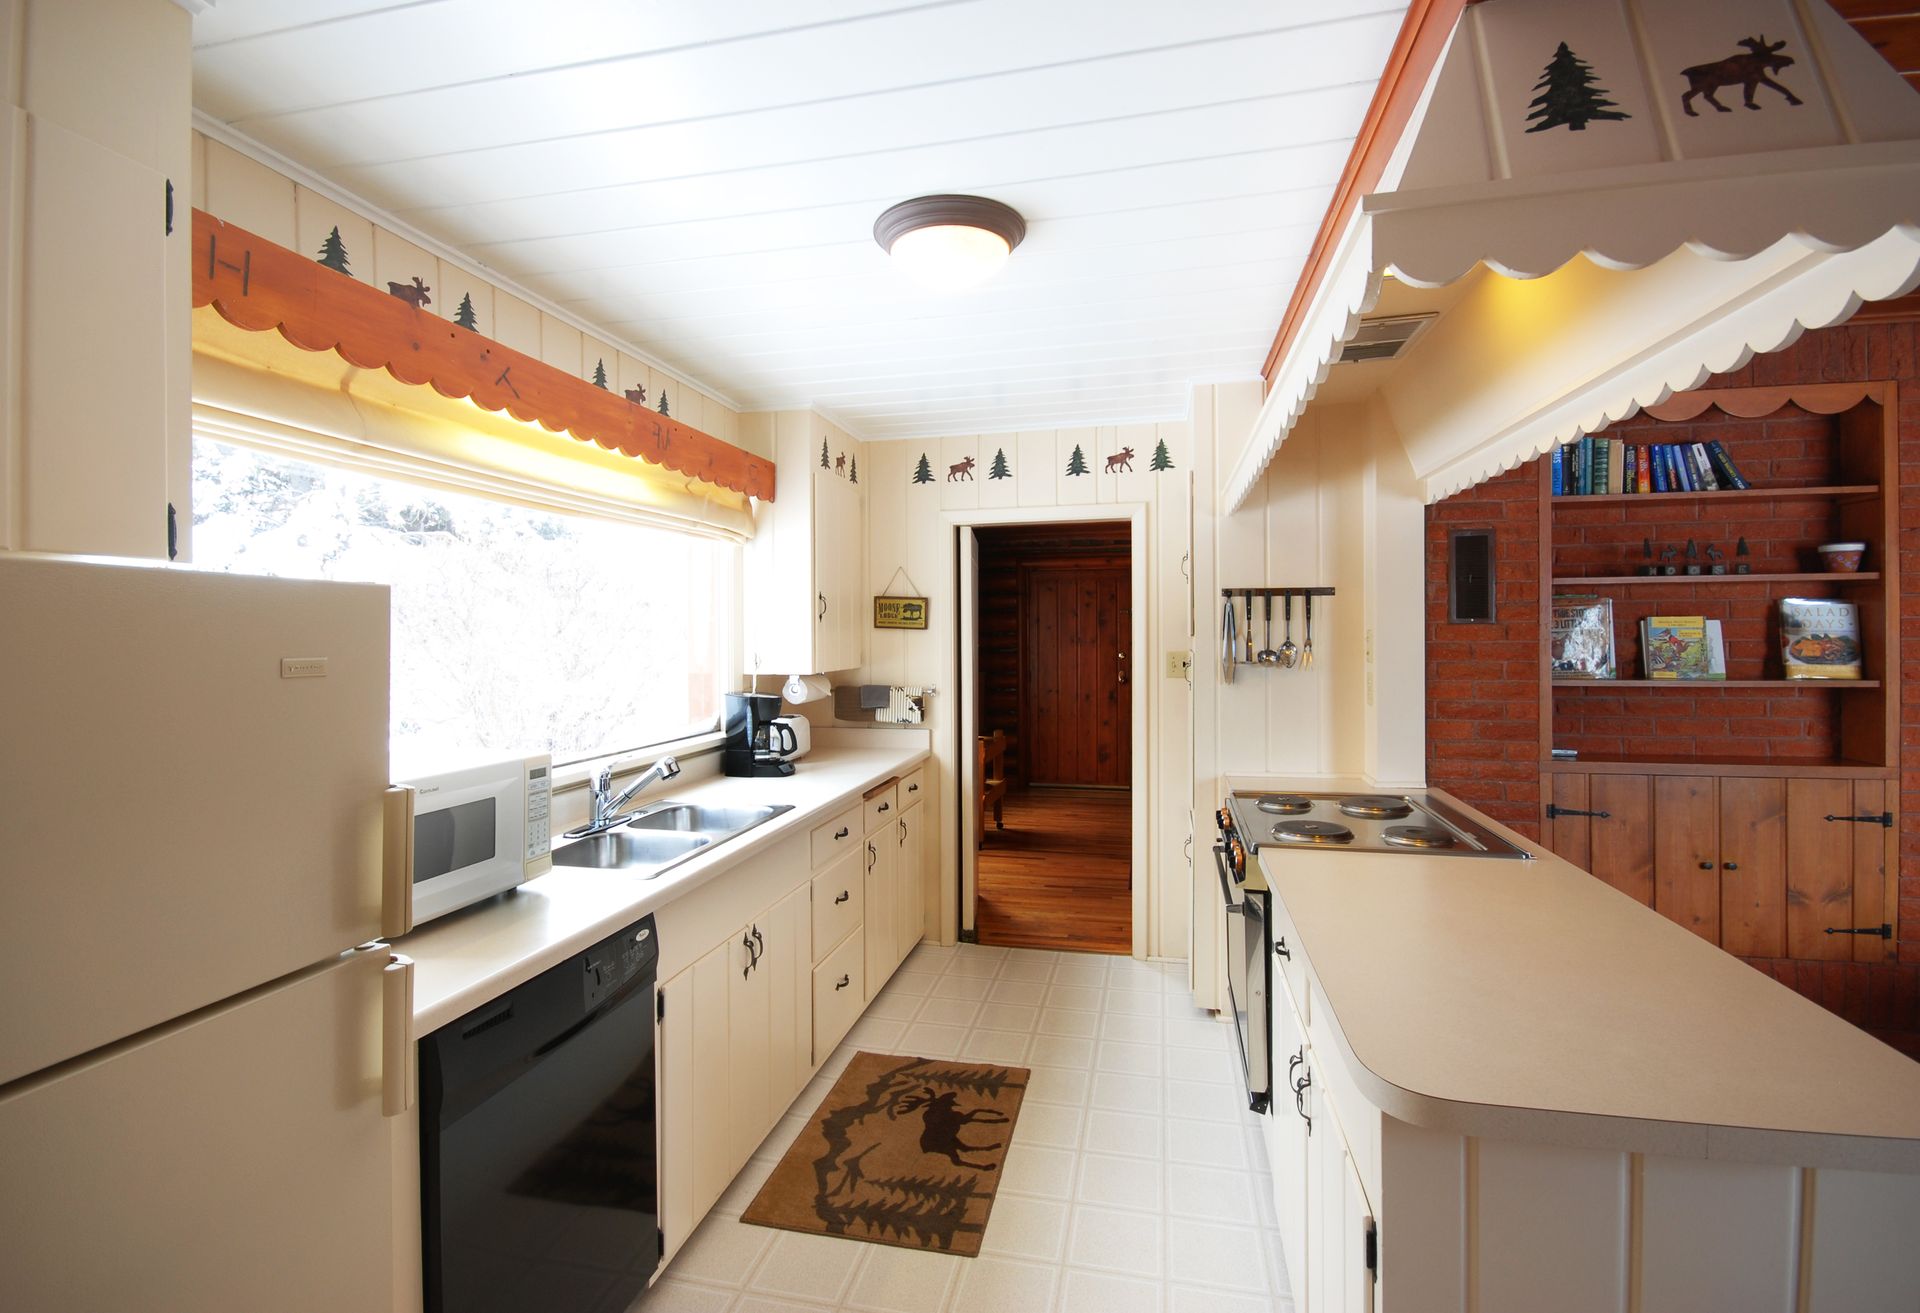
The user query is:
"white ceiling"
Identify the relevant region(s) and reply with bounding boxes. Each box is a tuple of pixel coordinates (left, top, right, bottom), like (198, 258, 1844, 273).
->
(191, 1, 1409, 440)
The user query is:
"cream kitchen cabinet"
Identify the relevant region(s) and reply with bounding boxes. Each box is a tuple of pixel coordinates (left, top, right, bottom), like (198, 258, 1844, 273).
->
(895, 794, 926, 960)
(862, 822, 897, 1000)
(741, 412, 867, 677)
(727, 882, 812, 1168)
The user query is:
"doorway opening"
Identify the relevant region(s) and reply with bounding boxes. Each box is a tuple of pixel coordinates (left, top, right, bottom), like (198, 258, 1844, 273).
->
(970, 521, 1132, 952)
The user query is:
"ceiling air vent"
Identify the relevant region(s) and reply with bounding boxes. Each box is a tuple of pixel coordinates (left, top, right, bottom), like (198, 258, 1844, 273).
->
(1335, 312, 1436, 364)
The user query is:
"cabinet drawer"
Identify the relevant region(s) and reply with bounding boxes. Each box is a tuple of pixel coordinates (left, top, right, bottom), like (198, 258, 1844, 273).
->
(810, 849, 863, 964)
(812, 929, 865, 1066)
(810, 803, 865, 869)
(1269, 893, 1309, 1028)
(863, 782, 899, 834)
(898, 766, 928, 808)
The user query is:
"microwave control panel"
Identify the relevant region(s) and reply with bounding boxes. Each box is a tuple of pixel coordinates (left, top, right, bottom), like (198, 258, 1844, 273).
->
(524, 755, 552, 874)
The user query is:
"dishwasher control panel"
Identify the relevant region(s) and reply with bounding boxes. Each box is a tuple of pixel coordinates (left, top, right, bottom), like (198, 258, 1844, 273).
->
(583, 914, 658, 1010)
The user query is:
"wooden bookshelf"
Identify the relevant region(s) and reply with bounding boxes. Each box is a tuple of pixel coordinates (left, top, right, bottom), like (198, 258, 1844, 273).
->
(1552, 572, 1879, 586)
(1553, 679, 1882, 689)
(1550, 483, 1878, 505)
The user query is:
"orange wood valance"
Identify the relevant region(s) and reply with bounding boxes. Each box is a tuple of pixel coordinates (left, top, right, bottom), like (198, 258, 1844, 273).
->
(191, 210, 775, 502)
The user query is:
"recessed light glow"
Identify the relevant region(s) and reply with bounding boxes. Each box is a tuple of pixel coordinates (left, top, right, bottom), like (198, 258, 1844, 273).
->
(874, 195, 1026, 293)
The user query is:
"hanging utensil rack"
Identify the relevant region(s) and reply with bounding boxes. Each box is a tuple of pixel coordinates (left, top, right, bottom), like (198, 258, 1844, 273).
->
(1219, 588, 1334, 674)
(1220, 588, 1337, 598)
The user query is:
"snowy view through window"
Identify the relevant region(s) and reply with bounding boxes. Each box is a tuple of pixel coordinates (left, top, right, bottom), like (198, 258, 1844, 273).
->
(193, 440, 725, 777)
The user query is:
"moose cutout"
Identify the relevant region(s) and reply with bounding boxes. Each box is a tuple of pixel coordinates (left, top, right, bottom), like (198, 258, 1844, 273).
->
(894, 1087, 1009, 1170)
(1681, 36, 1803, 117)
(948, 455, 976, 481)
(1105, 447, 1135, 473)
(625, 385, 647, 405)
(835, 452, 847, 475)
(386, 275, 431, 308)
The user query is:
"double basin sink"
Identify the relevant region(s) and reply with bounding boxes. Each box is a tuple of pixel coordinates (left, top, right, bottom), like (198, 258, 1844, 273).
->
(551, 802, 793, 878)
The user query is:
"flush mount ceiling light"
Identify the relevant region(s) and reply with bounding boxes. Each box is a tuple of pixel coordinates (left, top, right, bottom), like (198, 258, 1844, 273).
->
(873, 195, 1026, 292)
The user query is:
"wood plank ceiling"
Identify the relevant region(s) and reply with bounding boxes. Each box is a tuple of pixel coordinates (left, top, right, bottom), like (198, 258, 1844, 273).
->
(189, 1, 1409, 440)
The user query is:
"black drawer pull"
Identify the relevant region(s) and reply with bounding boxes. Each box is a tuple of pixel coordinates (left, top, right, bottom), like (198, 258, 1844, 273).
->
(835, 890, 850, 904)
(834, 826, 849, 840)
(1275, 936, 1291, 961)
(835, 974, 851, 990)
(908, 782, 920, 793)
(878, 801, 891, 813)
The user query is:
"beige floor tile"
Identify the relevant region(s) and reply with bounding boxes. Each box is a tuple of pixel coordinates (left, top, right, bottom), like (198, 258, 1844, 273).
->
(1084, 1109, 1166, 1160)
(898, 1022, 967, 1057)
(1024, 1065, 1092, 1107)
(1166, 1163, 1258, 1224)
(1164, 1219, 1268, 1293)
(842, 1243, 961, 1313)
(664, 1214, 774, 1287)
(999, 1144, 1079, 1200)
(930, 974, 994, 1001)
(915, 996, 984, 1027)
(1011, 1100, 1085, 1150)
(1036, 1008, 1099, 1038)
(1065, 1205, 1164, 1279)
(976, 1001, 1040, 1030)
(1029, 1035, 1095, 1069)
(1095, 1041, 1161, 1076)
(1090, 1072, 1164, 1114)
(1074, 1153, 1164, 1212)
(978, 1193, 1070, 1262)
(1059, 1268, 1164, 1313)
(949, 1256, 1060, 1313)
(746, 1231, 863, 1304)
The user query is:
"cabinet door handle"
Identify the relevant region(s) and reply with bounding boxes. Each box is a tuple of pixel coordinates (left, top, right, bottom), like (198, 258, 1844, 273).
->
(835, 974, 851, 990)
(742, 929, 756, 979)
(834, 826, 849, 840)
(1293, 1067, 1313, 1134)
(818, 592, 827, 620)
(1275, 936, 1291, 961)
(1698, 861, 1713, 870)
(867, 840, 877, 872)
(835, 890, 850, 905)
(753, 926, 764, 961)
(899, 817, 908, 846)
(1723, 861, 1739, 871)
(1287, 1047, 1303, 1082)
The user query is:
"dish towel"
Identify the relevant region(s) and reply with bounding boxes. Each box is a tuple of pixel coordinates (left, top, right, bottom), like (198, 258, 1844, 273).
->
(876, 687, 926, 725)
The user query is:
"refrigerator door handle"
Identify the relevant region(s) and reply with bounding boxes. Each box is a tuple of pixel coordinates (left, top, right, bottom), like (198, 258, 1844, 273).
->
(383, 952, 416, 1117)
(382, 785, 417, 940)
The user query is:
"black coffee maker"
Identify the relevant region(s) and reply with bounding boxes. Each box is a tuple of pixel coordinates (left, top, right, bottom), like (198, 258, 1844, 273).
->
(723, 691, 795, 777)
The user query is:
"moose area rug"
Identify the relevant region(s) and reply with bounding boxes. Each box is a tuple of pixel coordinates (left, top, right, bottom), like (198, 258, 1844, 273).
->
(741, 1052, 1029, 1256)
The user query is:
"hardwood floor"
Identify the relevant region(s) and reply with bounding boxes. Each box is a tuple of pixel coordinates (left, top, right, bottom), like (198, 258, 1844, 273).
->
(975, 785, 1131, 953)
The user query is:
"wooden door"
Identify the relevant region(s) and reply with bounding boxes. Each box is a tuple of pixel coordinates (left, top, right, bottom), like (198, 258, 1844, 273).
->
(1022, 565, 1130, 786)
(1545, 774, 1654, 906)
(1653, 777, 1719, 942)
(1719, 778, 1787, 958)
(863, 832, 896, 1000)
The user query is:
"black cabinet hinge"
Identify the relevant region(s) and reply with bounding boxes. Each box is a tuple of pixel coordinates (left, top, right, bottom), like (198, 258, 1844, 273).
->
(656, 988, 665, 1021)
(1546, 803, 1610, 820)
(1365, 1219, 1378, 1277)
(1824, 923, 1893, 940)
(166, 502, 178, 560)
(165, 179, 174, 235)
(1824, 811, 1893, 829)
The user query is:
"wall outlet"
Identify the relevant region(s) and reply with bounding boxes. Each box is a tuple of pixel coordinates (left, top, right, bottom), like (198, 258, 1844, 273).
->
(1165, 651, 1192, 679)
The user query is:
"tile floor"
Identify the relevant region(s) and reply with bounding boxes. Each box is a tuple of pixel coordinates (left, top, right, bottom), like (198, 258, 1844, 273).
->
(628, 941, 1295, 1313)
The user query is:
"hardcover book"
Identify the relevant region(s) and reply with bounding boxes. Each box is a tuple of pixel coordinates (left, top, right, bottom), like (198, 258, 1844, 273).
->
(1642, 614, 1720, 679)
(1779, 598, 1863, 680)
(1551, 595, 1616, 680)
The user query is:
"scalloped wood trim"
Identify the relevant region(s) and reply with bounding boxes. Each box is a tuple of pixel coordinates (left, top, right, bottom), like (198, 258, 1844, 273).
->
(190, 210, 775, 503)
(1643, 381, 1887, 422)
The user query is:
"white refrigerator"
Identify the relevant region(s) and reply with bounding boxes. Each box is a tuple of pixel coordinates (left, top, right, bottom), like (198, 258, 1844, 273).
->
(0, 553, 411, 1311)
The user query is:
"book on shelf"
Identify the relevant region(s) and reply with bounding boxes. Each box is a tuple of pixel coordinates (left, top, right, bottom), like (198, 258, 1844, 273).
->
(1552, 440, 1751, 496)
(1551, 444, 1565, 495)
(1641, 615, 1726, 680)
(1551, 595, 1616, 680)
(1551, 747, 1579, 760)
(1779, 598, 1863, 680)
(1705, 440, 1751, 490)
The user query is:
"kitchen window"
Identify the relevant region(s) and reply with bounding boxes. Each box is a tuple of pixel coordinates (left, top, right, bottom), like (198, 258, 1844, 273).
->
(191, 438, 727, 777)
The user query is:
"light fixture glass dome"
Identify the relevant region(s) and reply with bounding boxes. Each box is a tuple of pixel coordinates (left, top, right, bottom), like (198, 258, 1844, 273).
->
(874, 195, 1026, 293)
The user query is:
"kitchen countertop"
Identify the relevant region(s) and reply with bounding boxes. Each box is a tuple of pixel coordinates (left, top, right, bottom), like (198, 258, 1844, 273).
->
(1255, 785, 1920, 1171)
(396, 731, 929, 1036)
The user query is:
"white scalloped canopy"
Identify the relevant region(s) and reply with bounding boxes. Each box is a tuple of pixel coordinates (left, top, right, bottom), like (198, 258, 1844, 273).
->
(1225, 0, 1920, 514)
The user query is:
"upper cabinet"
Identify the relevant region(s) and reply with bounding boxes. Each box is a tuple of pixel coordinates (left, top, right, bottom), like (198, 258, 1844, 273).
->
(742, 412, 867, 676)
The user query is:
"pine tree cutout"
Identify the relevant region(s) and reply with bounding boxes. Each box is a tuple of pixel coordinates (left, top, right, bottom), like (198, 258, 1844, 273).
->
(1149, 438, 1174, 471)
(822, 438, 832, 470)
(912, 453, 935, 485)
(591, 358, 609, 389)
(452, 293, 478, 330)
(849, 455, 858, 484)
(988, 448, 1011, 480)
(1065, 444, 1090, 477)
(1525, 42, 1630, 133)
(657, 390, 669, 416)
(316, 225, 351, 275)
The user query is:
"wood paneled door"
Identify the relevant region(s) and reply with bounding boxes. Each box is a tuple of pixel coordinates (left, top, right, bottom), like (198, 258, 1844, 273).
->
(1021, 565, 1131, 786)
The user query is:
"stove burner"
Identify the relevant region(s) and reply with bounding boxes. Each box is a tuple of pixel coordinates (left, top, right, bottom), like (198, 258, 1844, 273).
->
(1383, 824, 1456, 849)
(1272, 819, 1354, 845)
(1254, 794, 1312, 815)
(1339, 794, 1414, 819)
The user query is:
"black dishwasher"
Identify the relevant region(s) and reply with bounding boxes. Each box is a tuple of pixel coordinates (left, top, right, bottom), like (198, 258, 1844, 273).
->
(421, 914, 660, 1313)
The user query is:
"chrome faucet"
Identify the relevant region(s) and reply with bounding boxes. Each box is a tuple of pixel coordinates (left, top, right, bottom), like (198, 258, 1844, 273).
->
(567, 755, 681, 839)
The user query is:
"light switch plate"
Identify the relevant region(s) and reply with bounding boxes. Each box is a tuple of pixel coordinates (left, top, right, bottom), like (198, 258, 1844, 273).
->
(1165, 651, 1191, 679)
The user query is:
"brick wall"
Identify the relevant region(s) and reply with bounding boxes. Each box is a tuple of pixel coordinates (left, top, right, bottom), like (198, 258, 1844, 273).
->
(1424, 318, 1920, 1057)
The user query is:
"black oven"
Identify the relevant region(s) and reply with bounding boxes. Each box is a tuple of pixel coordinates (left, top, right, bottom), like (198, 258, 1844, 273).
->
(1214, 812, 1270, 1113)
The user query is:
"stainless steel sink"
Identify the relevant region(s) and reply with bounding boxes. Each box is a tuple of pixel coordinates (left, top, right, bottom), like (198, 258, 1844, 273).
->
(550, 801, 792, 876)
(625, 804, 790, 835)
(551, 830, 710, 872)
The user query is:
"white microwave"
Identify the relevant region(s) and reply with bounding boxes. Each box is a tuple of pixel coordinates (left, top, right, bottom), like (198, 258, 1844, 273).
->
(382, 754, 552, 935)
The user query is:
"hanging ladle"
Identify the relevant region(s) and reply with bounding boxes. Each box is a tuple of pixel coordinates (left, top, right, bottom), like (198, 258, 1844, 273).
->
(1277, 592, 1298, 668)
(1257, 593, 1279, 664)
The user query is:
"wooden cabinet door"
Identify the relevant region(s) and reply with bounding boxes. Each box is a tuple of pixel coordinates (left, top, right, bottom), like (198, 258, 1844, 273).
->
(766, 883, 813, 1111)
(1544, 773, 1592, 871)
(1546, 774, 1654, 906)
(727, 919, 772, 1168)
(1787, 779, 1898, 963)
(1719, 778, 1787, 958)
(863, 832, 896, 1000)
(1653, 777, 1719, 942)
(659, 939, 731, 1253)
(896, 803, 925, 967)
(1269, 986, 1311, 1308)
(810, 470, 863, 673)
(1338, 1145, 1377, 1313)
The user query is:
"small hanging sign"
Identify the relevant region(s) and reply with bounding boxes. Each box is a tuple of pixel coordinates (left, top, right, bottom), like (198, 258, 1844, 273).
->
(874, 565, 928, 629)
(874, 596, 929, 629)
